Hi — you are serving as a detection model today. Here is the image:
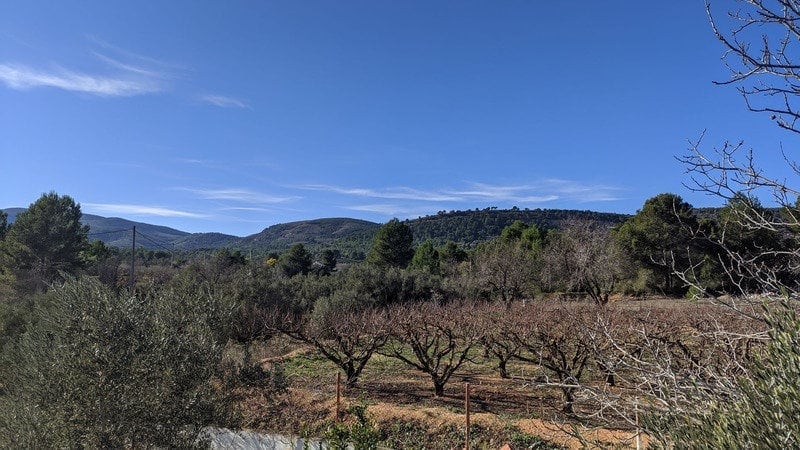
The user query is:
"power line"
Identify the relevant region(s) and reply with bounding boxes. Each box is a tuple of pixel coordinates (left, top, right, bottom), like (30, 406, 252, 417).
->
(87, 228, 131, 237)
(134, 229, 175, 253)
(130, 226, 135, 292)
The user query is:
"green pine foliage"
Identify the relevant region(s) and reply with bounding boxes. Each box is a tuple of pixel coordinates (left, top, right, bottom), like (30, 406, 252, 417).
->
(366, 219, 415, 269)
(279, 243, 313, 277)
(2, 192, 89, 292)
(410, 239, 440, 274)
(614, 193, 700, 296)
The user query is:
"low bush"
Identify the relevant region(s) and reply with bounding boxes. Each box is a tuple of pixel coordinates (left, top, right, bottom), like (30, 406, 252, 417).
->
(0, 278, 234, 448)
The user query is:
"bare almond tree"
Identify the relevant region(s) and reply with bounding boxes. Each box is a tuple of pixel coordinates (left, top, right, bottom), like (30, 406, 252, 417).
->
(477, 302, 525, 379)
(380, 301, 484, 397)
(677, 1, 800, 303)
(541, 220, 633, 305)
(706, 0, 800, 134)
(275, 307, 389, 388)
(570, 304, 768, 435)
(510, 302, 596, 413)
(473, 239, 536, 308)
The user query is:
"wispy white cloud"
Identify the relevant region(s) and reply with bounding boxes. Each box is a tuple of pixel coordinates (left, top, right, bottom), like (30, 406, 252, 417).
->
(0, 63, 162, 96)
(219, 206, 276, 213)
(84, 203, 206, 218)
(174, 158, 280, 174)
(0, 38, 178, 97)
(175, 158, 208, 165)
(300, 179, 621, 207)
(299, 184, 462, 202)
(448, 180, 623, 203)
(447, 183, 558, 202)
(535, 178, 623, 201)
(183, 188, 299, 204)
(87, 35, 187, 72)
(91, 52, 166, 79)
(345, 204, 434, 216)
(199, 94, 250, 109)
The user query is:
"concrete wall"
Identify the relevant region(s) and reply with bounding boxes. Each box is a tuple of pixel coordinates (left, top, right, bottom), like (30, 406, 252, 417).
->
(200, 427, 353, 450)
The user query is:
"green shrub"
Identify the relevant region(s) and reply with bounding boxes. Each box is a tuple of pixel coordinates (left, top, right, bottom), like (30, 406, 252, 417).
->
(0, 278, 233, 448)
(323, 403, 381, 450)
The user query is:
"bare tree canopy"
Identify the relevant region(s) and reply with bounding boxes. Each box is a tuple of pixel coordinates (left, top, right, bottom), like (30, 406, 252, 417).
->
(679, 1, 800, 300)
(708, 0, 800, 134)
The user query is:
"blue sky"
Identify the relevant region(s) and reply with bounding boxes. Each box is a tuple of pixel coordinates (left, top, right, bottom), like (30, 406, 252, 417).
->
(1, 1, 793, 236)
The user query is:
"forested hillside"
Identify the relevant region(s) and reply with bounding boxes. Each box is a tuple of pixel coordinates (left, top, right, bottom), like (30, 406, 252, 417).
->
(235, 218, 379, 260)
(408, 207, 631, 247)
(171, 232, 242, 250)
(80, 214, 192, 248)
(4, 208, 631, 256)
(2, 209, 241, 251)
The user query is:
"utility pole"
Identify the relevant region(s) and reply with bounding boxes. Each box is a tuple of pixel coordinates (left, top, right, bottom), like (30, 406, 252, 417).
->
(130, 226, 136, 292)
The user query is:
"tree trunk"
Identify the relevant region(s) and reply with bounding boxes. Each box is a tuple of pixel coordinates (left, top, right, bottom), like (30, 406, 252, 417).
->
(345, 366, 359, 389)
(562, 387, 576, 414)
(433, 379, 446, 397)
(498, 359, 509, 379)
(604, 370, 615, 386)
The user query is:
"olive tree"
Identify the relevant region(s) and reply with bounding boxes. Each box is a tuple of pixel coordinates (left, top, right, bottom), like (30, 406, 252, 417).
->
(653, 305, 800, 448)
(0, 278, 233, 448)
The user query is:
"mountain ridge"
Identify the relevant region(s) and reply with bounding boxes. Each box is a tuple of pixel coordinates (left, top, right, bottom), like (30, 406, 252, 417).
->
(3, 207, 633, 256)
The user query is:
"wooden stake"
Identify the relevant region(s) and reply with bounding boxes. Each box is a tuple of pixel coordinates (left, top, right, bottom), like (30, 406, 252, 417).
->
(465, 382, 471, 450)
(335, 372, 342, 421)
(635, 402, 640, 450)
(129, 226, 136, 292)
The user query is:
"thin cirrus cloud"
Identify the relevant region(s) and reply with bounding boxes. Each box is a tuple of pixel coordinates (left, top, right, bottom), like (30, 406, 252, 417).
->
(0, 38, 248, 103)
(199, 94, 250, 109)
(301, 180, 623, 206)
(90, 52, 168, 79)
(83, 203, 206, 218)
(0, 63, 162, 97)
(345, 204, 437, 216)
(219, 206, 276, 213)
(448, 180, 623, 203)
(183, 188, 300, 204)
(1, 37, 251, 104)
(299, 184, 462, 202)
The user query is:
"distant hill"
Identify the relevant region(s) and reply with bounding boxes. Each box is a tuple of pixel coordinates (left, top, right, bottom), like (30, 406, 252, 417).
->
(3, 208, 25, 223)
(172, 232, 242, 251)
(406, 207, 632, 247)
(237, 218, 380, 258)
(80, 214, 192, 249)
(3, 206, 633, 257)
(2, 208, 237, 251)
